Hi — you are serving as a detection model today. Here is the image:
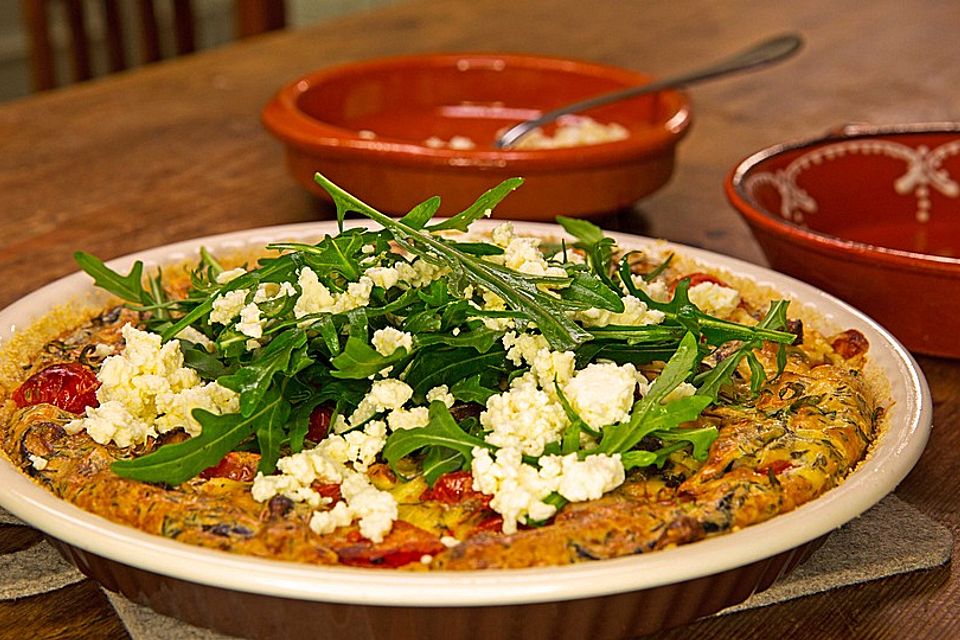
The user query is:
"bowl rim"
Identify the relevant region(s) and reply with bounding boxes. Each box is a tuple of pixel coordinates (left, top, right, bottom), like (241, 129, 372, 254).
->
(725, 122, 960, 275)
(260, 51, 692, 169)
(0, 220, 931, 608)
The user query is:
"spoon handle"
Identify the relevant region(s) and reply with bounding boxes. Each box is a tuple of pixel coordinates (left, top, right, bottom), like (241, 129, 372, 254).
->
(495, 33, 804, 148)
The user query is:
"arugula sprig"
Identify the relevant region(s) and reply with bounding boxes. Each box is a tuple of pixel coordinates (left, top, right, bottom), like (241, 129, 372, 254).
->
(75, 174, 801, 496)
(314, 173, 592, 352)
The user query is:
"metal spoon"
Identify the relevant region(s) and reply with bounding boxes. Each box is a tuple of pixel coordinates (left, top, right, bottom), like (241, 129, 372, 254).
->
(494, 33, 804, 149)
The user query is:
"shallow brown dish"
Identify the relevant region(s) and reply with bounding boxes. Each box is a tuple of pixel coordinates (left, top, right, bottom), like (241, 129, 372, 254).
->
(725, 123, 960, 358)
(0, 222, 931, 640)
(261, 53, 692, 220)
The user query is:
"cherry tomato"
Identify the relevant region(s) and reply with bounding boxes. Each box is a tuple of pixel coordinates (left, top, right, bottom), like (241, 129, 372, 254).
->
(419, 470, 491, 508)
(307, 404, 333, 442)
(12, 362, 100, 414)
(200, 451, 260, 482)
(671, 272, 728, 293)
(311, 481, 342, 504)
(831, 329, 869, 359)
(467, 514, 504, 537)
(335, 521, 446, 568)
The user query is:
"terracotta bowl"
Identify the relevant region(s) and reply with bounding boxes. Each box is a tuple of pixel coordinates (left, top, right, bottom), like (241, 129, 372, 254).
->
(725, 123, 960, 358)
(261, 53, 691, 220)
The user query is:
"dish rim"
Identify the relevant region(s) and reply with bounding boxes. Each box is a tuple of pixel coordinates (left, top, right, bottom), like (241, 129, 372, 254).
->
(260, 51, 693, 169)
(0, 220, 931, 607)
(726, 121, 960, 274)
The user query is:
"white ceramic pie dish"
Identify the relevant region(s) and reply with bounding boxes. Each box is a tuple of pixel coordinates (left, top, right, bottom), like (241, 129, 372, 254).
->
(0, 221, 931, 638)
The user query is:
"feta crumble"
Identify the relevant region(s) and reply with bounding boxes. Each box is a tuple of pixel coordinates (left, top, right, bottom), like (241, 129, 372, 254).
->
(371, 327, 413, 356)
(210, 289, 248, 325)
(65, 324, 239, 446)
(688, 281, 741, 318)
(470, 446, 625, 534)
(564, 362, 638, 430)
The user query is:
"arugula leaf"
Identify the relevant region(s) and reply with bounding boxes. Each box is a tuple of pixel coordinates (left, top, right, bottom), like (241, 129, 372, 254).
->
(75, 252, 150, 305)
(330, 335, 409, 379)
(421, 446, 465, 485)
(427, 178, 524, 232)
(218, 329, 308, 416)
(382, 401, 492, 469)
(450, 374, 499, 404)
(254, 386, 292, 475)
(597, 332, 709, 455)
(558, 269, 624, 312)
(179, 341, 232, 379)
(111, 406, 264, 484)
(695, 300, 790, 401)
(268, 231, 363, 281)
(417, 327, 501, 353)
(556, 216, 618, 291)
(652, 425, 718, 461)
(314, 172, 592, 352)
(399, 196, 442, 230)
(405, 347, 510, 397)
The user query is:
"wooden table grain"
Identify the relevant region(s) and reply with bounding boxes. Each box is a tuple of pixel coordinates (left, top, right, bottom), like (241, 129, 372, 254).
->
(0, 1, 957, 638)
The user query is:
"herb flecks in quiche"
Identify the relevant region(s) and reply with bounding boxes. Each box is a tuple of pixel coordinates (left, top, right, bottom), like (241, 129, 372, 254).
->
(0, 175, 880, 570)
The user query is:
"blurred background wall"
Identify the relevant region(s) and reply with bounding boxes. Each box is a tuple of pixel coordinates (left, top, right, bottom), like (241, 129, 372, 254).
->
(0, 0, 401, 102)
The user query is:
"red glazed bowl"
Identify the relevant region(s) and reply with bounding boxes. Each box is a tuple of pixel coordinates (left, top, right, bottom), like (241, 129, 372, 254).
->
(726, 123, 960, 358)
(261, 53, 692, 220)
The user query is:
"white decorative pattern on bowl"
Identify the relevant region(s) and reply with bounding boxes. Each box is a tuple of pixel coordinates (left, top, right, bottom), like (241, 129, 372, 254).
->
(744, 138, 960, 224)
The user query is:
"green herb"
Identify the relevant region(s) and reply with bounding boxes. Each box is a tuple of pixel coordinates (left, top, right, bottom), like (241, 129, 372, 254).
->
(315, 173, 592, 352)
(382, 401, 493, 477)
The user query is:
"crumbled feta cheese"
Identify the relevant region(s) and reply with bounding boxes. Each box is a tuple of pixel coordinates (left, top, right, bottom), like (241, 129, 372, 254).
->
(175, 326, 214, 352)
(309, 501, 353, 535)
(254, 416, 396, 542)
(65, 324, 239, 446)
(29, 454, 48, 471)
(574, 295, 665, 328)
(471, 446, 625, 534)
(630, 275, 671, 303)
(293, 267, 373, 318)
(487, 223, 564, 278)
(210, 289, 248, 324)
(688, 281, 741, 318)
(470, 446, 560, 534)
(215, 268, 247, 284)
(65, 400, 153, 448)
(502, 332, 575, 388)
(91, 343, 115, 358)
(397, 259, 449, 288)
(386, 406, 430, 431)
(491, 222, 515, 248)
(343, 419, 388, 472)
(154, 382, 240, 436)
(339, 471, 398, 543)
(420, 554, 434, 565)
(348, 378, 414, 427)
(538, 452, 625, 503)
(371, 327, 413, 356)
(364, 266, 401, 290)
(425, 385, 455, 408)
(236, 302, 263, 339)
(480, 375, 569, 456)
(563, 362, 638, 429)
(502, 331, 549, 366)
(252, 281, 297, 303)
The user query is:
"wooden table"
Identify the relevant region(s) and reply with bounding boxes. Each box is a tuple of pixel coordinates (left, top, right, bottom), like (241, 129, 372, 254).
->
(1, 1, 957, 638)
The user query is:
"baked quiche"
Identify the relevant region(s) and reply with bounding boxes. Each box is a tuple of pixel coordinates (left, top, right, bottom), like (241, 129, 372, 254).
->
(0, 176, 881, 570)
